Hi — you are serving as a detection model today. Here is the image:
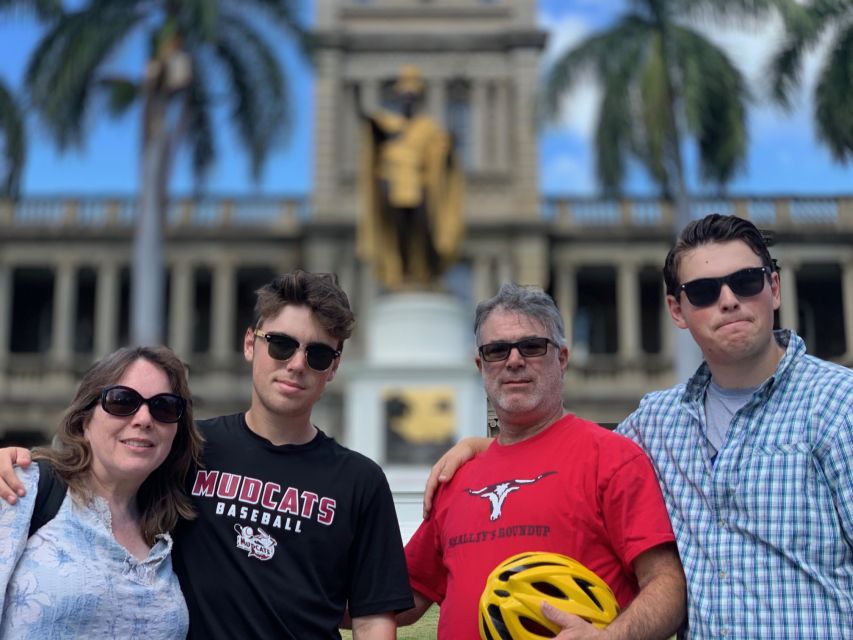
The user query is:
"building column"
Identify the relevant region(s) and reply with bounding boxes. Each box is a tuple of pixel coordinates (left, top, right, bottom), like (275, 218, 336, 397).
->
(212, 261, 236, 366)
(168, 260, 193, 360)
(494, 79, 510, 173)
(473, 254, 493, 304)
(843, 260, 853, 361)
(555, 264, 576, 346)
(513, 235, 548, 289)
(617, 262, 641, 364)
(778, 261, 799, 332)
(95, 261, 120, 358)
(496, 254, 513, 288)
(51, 261, 76, 367)
(362, 78, 381, 113)
(427, 76, 446, 124)
(0, 263, 10, 371)
(471, 80, 488, 172)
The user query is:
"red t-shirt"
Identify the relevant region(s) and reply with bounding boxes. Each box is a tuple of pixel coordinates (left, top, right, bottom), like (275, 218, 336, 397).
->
(405, 414, 675, 639)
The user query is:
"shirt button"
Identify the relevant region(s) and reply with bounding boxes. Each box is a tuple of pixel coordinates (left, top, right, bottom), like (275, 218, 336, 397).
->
(721, 629, 729, 637)
(718, 520, 726, 528)
(719, 570, 727, 579)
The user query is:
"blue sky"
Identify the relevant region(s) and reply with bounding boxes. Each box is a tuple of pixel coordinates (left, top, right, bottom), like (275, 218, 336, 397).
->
(1, 0, 850, 198)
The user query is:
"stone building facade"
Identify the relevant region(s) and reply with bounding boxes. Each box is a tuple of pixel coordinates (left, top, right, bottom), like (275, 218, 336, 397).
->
(1, 0, 852, 452)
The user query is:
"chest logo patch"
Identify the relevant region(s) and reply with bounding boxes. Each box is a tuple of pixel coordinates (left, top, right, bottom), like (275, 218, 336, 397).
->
(234, 524, 278, 561)
(466, 471, 556, 521)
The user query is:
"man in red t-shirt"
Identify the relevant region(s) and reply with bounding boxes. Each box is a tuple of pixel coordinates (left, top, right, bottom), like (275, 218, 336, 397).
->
(398, 283, 686, 639)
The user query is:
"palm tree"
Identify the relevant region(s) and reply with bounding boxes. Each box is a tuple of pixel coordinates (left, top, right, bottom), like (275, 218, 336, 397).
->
(24, 0, 306, 345)
(541, 0, 779, 381)
(769, 1, 853, 163)
(0, 0, 62, 198)
(0, 81, 25, 199)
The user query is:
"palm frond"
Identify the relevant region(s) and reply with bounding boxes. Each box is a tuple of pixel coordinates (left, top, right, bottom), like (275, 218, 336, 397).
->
(767, 0, 847, 107)
(813, 24, 853, 163)
(542, 14, 651, 121)
(594, 71, 634, 196)
(635, 34, 672, 192)
(0, 80, 25, 198)
(25, 6, 144, 148)
(676, 0, 787, 25)
(214, 10, 290, 180)
(184, 54, 215, 184)
(0, 0, 63, 20)
(675, 26, 748, 184)
(177, 0, 219, 44)
(226, 0, 310, 53)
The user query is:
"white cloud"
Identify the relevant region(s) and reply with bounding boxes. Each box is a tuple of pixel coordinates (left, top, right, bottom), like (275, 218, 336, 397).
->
(541, 151, 596, 195)
(536, 14, 602, 141)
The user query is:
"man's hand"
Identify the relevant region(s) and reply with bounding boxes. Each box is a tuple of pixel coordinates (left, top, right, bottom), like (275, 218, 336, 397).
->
(422, 436, 492, 518)
(542, 603, 603, 639)
(0, 447, 32, 504)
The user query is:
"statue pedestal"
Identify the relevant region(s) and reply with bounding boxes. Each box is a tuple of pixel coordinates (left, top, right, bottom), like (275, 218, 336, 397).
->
(343, 292, 486, 541)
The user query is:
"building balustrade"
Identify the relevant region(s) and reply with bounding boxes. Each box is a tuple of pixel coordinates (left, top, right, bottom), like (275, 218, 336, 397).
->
(1, 194, 852, 442)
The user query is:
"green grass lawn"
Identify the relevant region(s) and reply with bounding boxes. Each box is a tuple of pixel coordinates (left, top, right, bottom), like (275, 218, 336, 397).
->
(340, 605, 439, 639)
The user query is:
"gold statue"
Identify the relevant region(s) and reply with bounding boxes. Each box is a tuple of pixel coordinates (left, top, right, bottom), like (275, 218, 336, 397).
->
(357, 65, 464, 290)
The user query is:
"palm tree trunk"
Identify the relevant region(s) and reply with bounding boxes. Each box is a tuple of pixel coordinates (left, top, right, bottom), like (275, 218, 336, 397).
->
(658, 10, 704, 383)
(132, 90, 168, 346)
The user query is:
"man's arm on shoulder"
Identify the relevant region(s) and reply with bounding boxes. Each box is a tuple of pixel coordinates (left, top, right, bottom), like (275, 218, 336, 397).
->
(351, 612, 396, 640)
(396, 589, 434, 627)
(0, 447, 32, 503)
(423, 436, 492, 517)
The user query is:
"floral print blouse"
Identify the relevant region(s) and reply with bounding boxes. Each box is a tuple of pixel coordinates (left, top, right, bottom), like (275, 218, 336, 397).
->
(0, 465, 188, 638)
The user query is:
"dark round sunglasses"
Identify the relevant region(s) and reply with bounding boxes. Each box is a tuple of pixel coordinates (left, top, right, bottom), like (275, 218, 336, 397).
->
(679, 266, 770, 308)
(94, 385, 186, 424)
(478, 337, 558, 362)
(253, 330, 341, 372)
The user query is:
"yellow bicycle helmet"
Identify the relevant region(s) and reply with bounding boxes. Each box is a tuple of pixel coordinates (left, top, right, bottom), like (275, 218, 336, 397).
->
(479, 551, 620, 639)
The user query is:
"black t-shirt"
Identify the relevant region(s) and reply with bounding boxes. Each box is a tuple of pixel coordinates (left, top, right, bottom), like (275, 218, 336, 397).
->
(173, 413, 413, 639)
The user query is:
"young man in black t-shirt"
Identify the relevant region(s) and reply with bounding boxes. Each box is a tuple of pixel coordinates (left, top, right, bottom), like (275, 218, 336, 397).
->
(0, 271, 413, 639)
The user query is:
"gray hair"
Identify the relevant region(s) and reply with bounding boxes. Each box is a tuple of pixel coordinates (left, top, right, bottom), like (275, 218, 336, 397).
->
(474, 282, 566, 346)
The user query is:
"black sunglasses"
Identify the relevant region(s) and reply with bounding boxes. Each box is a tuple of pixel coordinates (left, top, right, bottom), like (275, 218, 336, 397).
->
(679, 266, 771, 308)
(95, 385, 186, 424)
(253, 330, 341, 372)
(478, 337, 559, 362)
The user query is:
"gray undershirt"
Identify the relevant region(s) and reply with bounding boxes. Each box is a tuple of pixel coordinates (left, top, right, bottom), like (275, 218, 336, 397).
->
(704, 380, 760, 456)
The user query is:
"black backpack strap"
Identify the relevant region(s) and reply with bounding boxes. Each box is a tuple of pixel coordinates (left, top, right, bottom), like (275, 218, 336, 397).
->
(28, 459, 67, 537)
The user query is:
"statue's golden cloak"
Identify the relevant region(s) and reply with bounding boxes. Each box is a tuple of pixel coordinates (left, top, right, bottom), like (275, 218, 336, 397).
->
(358, 111, 464, 290)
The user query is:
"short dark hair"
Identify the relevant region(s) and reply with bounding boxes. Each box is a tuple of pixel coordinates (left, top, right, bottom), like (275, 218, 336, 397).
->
(663, 214, 775, 296)
(253, 270, 355, 347)
(33, 346, 203, 546)
(474, 282, 565, 346)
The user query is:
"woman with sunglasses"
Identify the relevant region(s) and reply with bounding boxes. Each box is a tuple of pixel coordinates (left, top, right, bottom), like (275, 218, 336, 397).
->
(0, 345, 203, 637)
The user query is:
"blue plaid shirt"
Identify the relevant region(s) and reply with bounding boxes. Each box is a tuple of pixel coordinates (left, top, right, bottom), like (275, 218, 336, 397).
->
(618, 330, 853, 638)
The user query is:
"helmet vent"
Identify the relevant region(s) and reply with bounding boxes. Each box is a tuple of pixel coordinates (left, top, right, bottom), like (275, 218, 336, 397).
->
(488, 604, 511, 638)
(532, 581, 568, 599)
(480, 613, 496, 640)
(520, 616, 557, 638)
(575, 577, 604, 611)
